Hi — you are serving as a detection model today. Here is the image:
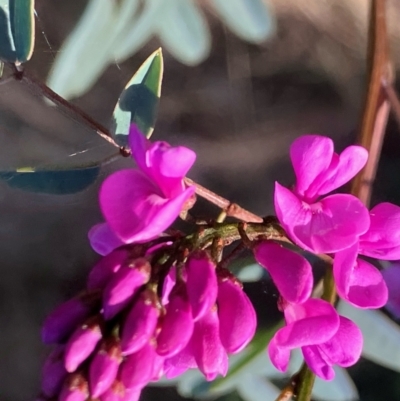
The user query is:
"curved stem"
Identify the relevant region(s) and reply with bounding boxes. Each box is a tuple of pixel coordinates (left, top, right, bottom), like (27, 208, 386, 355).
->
(351, 0, 391, 206)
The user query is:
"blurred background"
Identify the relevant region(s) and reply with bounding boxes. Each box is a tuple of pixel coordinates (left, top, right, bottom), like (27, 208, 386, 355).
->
(2, 0, 400, 400)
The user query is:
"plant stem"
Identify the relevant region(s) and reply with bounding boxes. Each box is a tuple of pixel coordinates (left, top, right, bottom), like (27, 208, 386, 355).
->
(184, 178, 263, 223)
(351, 0, 391, 206)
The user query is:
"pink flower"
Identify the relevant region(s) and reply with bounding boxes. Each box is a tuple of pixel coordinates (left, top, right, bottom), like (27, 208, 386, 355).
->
(274, 135, 370, 253)
(89, 124, 196, 255)
(268, 298, 362, 380)
(253, 240, 313, 304)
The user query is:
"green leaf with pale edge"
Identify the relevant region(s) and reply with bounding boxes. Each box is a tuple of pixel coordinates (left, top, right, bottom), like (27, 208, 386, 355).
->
(0, 167, 99, 194)
(111, 48, 163, 146)
(0, 0, 34, 63)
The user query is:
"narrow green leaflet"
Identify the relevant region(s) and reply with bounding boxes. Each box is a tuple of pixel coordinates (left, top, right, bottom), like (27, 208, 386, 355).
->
(0, 0, 35, 63)
(156, 0, 210, 66)
(111, 48, 163, 146)
(0, 166, 100, 194)
(10, 0, 34, 63)
(211, 0, 275, 43)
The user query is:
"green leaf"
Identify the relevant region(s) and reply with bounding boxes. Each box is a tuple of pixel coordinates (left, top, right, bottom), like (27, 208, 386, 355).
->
(0, 0, 35, 63)
(111, 48, 163, 146)
(47, 0, 117, 99)
(0, 166, 99, 194)
(156, 0, 210, 66)
(211, 0, 275, 43)
(47, 0, 142, 99)
(10, 0, 35, 63)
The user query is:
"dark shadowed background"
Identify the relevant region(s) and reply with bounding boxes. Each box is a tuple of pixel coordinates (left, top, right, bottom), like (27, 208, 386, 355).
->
(2, 0, 400, 400)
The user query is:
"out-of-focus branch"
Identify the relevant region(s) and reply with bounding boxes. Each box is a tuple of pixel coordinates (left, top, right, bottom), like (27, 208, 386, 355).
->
(351, 0, 392, 207)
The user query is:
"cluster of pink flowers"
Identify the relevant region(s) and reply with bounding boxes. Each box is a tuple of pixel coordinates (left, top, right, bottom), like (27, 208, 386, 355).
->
(40, 128, 400, 398)
(38, 126, 256, 401)
(254, 135, 400, 380)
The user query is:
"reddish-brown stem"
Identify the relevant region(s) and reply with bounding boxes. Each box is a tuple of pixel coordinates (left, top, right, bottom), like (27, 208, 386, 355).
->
(184, 178, 263, 223)
(351, 0, 391, 206)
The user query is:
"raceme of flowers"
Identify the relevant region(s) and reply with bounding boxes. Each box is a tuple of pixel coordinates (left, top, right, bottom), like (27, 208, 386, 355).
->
(39, 129, 400, 400)
(255, 135, 400, 380)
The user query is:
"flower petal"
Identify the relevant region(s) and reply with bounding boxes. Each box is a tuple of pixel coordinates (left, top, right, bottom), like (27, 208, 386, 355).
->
(315, 145, 368, 196)
(254, 241, 313, 303)
(217, 276, 257, 353)
(186, 251, 218, 321)
(360, 202, 400, 260)
(100, 169, 195, 243)
(88, 223, 125, 256)
(318, 316, 363, 368)
(191, 307, 228, 381)
(333, 244, 359, 299)
(275, 299, 339, 348)
(290, 135, 333, 199)
(275, 183, 370, 253)
(302, 345, 335, 380)
(267, 335, 291, 372)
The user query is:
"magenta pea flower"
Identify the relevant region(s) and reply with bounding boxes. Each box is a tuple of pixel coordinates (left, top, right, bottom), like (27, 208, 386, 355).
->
(89, 124, 196, 254)
(253, 240, 313, 304)
(274, 135, 370, 253)
(268, 298, 362, 380)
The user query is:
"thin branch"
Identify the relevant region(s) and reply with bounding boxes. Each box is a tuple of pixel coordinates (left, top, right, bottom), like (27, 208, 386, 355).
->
(274, 383, 294, 401)
(382, 80, 400, 128)
(351, 0, 392, 206)
(184, 178, 263, 223)
(10, 64, 130, 156)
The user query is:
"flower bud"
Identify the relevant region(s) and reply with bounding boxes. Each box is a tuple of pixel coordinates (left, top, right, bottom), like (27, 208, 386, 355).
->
(217, 274, 256, 353)
(156, 283, 193, 357)
(185, 251, 217, 321)
(191, 306, 228, 381)
(89, 338, 122, 398)
(102, 258, 151, 320)
(121, 289, 160, 355)
(64, 316, 103, 373)
(42, 292, 100, 344)
(41, 345, 67, 397)
(88, 249, 129, 290)
(59, 373, 89, 401)
(119, 342, 157, 389)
